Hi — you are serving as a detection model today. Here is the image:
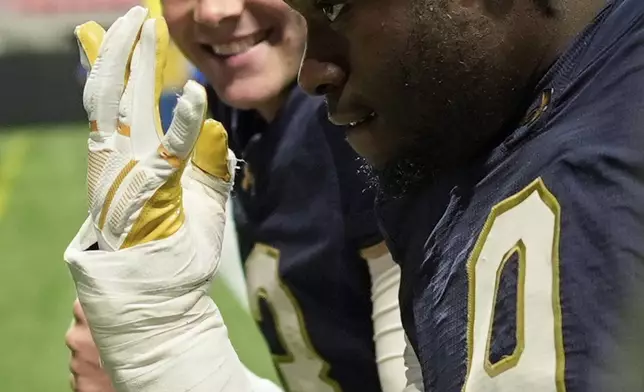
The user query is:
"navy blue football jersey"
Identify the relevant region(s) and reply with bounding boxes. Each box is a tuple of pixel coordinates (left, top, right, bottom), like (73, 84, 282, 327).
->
(376, 0, 644, 391)
(206, 83, 384, 392)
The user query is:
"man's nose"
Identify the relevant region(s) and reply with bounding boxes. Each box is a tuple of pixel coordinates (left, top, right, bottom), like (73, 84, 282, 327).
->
(297, 21, 348, 96)
(298, 56, 346, 96)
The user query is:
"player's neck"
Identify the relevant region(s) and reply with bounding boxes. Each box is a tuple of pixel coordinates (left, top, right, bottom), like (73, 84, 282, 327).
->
(539, 0, 606, 73)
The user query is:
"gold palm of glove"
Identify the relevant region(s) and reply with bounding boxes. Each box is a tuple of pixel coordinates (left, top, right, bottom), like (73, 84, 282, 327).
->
(75, 6, 232, 251)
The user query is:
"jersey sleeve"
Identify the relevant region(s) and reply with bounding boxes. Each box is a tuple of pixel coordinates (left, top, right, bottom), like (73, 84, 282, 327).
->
(541, 145, 644, 390)
(452, 156, 644, 392)
(465, 111, 644, 391)
(362, 242, 410, 392)
(402, 334, 423, 392)
(544, 28, 644, 389)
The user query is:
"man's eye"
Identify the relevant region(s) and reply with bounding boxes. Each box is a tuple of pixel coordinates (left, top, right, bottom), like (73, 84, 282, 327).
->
(319, 2, 347, 22)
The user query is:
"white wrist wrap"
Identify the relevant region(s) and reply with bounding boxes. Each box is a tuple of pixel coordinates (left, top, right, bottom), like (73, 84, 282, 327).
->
(64, 173, 257, 392)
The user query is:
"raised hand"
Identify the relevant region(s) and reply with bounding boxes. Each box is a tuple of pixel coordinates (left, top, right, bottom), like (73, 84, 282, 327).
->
(63, 7, 256, 392)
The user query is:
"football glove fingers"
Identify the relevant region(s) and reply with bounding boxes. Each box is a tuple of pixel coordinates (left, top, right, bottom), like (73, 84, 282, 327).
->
(75, 9, 235, 251)
(76, 6, 148, 142)
(75, 21, 105, 74)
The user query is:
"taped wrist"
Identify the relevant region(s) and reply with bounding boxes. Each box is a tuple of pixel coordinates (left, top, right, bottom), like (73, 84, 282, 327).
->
(66, 224, 248, 392)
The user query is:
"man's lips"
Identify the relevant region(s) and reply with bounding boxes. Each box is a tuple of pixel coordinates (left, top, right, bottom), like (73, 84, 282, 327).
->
(328, 111, 377, 129)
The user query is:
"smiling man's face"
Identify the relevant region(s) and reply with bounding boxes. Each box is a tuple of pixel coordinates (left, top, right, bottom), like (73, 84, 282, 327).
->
(163, 0, 307, 111)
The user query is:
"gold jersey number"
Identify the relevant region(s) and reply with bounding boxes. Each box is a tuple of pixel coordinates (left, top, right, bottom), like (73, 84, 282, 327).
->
(245, 244, 341, 392)
(464, 178, 566, 392)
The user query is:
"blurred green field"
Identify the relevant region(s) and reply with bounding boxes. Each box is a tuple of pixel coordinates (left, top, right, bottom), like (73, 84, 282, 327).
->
(0, 124, 279, 392)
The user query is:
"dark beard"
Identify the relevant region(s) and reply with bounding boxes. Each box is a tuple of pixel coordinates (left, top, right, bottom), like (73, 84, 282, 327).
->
(357, 141, 435, 201)
(361, 3, 534, 200)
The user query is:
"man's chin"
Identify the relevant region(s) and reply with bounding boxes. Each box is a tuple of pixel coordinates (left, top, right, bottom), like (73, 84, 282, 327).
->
(357, 154, 432, 202)
(216, 92, 263, 112)
(346, 128, 388, 168)
(214, 76, 286, 112)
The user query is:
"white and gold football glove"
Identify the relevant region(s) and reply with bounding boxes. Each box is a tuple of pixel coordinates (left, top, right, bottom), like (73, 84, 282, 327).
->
(65, 7, 281, 392)
(75, 6, 232, 252)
